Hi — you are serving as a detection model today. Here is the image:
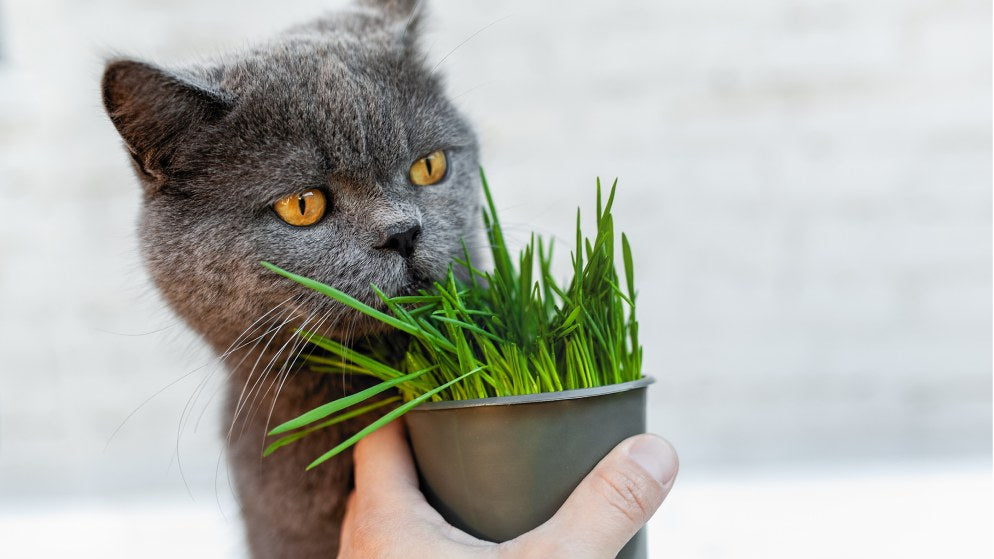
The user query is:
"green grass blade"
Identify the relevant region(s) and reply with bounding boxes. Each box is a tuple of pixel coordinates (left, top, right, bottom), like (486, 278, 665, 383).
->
(263, 396, 400, 457)
(268, 367, 434, 435)
(430, 316, 507, 343)
(621, 232, 636, 301)
(259, 261, 424, 339)
(304, 333, 410, 380)
(306, 368, 483, 469)
(259, 174, 645, 468)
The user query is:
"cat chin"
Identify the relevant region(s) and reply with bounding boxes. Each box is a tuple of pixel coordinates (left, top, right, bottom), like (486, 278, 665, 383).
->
(378, 261, 438, 298)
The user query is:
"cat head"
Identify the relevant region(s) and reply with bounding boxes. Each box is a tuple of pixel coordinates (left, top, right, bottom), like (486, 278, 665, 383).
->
(102, 0, 481, 352)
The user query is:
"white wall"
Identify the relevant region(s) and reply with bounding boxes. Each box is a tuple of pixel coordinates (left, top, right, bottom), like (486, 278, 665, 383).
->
(0, 0, 989, 507)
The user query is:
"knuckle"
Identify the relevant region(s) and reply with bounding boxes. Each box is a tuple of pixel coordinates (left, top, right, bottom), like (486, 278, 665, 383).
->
(591, 467, 654, 525)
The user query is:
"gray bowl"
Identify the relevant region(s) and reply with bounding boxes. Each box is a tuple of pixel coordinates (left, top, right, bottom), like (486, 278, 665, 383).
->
(405, 376, 654, 559)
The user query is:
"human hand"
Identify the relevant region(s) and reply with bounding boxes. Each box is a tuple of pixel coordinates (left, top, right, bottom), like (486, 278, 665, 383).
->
(338, 419, 678, 559)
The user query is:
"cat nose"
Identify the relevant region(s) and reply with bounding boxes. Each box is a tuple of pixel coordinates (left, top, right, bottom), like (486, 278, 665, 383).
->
(377, 223, 422, 258)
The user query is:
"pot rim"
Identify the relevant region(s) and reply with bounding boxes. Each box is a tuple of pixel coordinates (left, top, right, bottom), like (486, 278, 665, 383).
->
(409, 376, 655, 411)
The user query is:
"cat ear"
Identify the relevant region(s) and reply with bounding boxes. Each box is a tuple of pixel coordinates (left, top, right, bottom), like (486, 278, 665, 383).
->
(101, 59, 231, 185)
(357, 0, 424, 51)
(357, 0, 422, 22)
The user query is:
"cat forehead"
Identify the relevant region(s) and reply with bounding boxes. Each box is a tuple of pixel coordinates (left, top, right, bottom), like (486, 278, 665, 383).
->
(225, 48, 439, 115)
(211, 42, 463, 172)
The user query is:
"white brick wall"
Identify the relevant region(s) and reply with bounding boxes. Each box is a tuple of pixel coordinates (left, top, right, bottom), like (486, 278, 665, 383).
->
(0, 0, 989, 500)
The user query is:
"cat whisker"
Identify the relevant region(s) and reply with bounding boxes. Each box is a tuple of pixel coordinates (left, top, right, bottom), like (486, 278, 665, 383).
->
(103, 364, 206, 452)
(191, 315, 294, 433)
(168, 295, 307, 502)
(260, 305, 345, 442)
(430, 15, 510, 73)
(214, 439, 241, 521)
(225, 315, 302, 440)
(187, 314, 286, 435)
(226, 298, 310, 444)
(220, 294, 303, 361)
(336, 304, 366, 395)
(451, 80, 495, 101)
(183, 294, 302, 435)
(107, 295, 301, 453)
(236, 307, 324, 440)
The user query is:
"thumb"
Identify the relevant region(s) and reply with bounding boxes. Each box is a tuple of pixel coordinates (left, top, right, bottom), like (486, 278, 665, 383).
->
(515, 434, 678, 559)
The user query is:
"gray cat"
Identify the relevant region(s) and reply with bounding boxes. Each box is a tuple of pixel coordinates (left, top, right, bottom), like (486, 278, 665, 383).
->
(100, 0, 480, 556)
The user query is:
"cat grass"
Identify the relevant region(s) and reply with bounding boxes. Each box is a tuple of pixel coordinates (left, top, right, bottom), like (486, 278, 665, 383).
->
(261, 171, 642, 468)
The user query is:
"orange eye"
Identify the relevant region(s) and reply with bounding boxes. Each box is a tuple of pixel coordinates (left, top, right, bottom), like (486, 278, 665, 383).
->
(273, 189, 327, 226)
(409, 150, 447, 186)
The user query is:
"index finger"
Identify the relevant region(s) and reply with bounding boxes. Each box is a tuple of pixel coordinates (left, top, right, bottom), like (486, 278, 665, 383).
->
(352, 418, 423, 506)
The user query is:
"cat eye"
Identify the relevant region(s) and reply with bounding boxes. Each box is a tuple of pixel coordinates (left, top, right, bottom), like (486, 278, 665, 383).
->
(409, 150, 448, 186)
(273, 188, 327, 226)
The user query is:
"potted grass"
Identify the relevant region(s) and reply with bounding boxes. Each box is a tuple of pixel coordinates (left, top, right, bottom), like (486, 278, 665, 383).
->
(262, 172, 651, 558)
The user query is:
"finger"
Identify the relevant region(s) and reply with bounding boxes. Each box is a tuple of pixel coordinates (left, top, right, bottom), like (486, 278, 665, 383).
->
(345, 419, 490, 558)
(352, 418, 423, 507)
(516, 434, 678, 559)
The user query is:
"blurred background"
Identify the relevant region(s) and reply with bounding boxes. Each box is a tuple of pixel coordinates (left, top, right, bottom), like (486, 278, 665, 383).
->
(0, 0, 990, 557)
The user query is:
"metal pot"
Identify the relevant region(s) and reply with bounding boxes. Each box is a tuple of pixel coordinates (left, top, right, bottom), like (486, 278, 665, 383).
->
(406, 376, 654, 559)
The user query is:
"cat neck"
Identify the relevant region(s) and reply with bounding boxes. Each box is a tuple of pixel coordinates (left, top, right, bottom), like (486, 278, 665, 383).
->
(219, 342, 376, 558)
